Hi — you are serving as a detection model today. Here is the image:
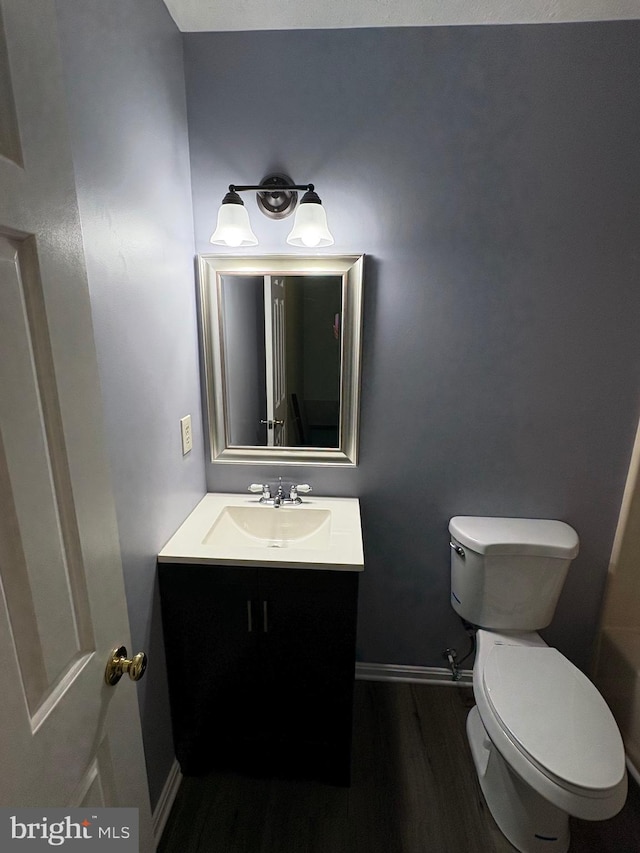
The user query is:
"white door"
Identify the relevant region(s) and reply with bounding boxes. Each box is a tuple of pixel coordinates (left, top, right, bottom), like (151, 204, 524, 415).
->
(264, 276, 287, 446)
(0, 1, 154, 847)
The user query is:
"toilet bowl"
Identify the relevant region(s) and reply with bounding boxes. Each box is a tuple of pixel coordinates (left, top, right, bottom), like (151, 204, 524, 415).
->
(449, 516, 628, 853)
(467, 630, 627, 852)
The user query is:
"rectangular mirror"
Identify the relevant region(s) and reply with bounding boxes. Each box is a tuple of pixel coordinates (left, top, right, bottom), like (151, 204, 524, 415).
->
(198, 254, 364, 465)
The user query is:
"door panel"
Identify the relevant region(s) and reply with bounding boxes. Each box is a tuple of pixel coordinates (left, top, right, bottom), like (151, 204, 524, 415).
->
(159, 564, 260, 774)
(0, 1, 153, 844)
(0, 13, 21, 166)
(258, 568, 358, 783)
(0, 234, 94, 705)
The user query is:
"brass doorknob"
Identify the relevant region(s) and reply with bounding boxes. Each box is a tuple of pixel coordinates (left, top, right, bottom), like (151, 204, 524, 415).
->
(105, 646, 148, 686)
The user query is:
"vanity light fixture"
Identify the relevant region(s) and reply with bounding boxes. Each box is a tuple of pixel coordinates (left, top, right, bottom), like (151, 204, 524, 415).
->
(210, 173, 334, 249)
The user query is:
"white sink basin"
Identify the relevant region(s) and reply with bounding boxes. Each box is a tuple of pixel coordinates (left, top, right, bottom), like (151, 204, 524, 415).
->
(158, 493, 364, 571)
(204, 505, 332, 550)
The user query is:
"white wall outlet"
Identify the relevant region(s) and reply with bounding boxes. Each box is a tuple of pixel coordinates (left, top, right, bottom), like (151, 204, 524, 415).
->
(180, 415, 193, 455)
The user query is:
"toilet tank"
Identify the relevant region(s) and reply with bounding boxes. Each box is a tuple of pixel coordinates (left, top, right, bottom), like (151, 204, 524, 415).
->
(449, 516, 579, 630)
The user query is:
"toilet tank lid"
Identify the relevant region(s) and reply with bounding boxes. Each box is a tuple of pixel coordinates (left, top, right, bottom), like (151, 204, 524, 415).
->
(448, 517, 579, 558)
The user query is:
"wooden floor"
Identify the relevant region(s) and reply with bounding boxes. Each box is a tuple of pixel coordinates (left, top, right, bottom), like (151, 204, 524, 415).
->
(159, 681, 640, 853)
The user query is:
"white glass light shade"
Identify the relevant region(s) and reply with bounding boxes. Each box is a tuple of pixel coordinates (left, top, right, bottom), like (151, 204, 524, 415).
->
(286, 202, 334, 248)
(210, 203, 258, 247)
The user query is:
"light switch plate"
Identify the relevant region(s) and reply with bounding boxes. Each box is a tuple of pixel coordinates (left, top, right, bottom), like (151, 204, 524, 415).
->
(180, 415, 193, 455)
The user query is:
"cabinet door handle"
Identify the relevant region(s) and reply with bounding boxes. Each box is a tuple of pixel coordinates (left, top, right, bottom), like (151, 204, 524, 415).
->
(263, 600, 268, 633)
(247, 600, 253, 632)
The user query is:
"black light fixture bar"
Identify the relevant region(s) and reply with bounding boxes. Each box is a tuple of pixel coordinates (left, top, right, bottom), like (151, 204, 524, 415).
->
(229, 182, 314, 193)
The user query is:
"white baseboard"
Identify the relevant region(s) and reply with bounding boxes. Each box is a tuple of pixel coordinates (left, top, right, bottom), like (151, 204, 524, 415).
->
(355, 662, 473, 686)
(152, 758, 182, 847)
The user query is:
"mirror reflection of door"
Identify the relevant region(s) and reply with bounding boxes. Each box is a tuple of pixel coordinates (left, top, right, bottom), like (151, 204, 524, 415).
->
(265, 276, 287, 446)
(220, 274, 342, 448)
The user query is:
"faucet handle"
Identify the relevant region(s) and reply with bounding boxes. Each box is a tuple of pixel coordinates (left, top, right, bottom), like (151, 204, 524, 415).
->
(248, 483, 271, 500)
(289, 483, 312, 503)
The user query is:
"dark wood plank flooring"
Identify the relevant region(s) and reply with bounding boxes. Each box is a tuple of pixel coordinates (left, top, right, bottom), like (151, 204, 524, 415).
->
(158, 681, 640, 853)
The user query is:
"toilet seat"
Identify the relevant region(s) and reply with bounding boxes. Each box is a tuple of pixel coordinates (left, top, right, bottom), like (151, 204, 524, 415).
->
(483, 645, 625, 794)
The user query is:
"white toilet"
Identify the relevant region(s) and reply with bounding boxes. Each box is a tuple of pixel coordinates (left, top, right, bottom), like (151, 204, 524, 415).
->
(449, 516, 627, 853)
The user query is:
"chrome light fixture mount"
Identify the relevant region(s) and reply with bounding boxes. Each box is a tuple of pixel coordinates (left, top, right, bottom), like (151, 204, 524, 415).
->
(211, 173, 334, 248)
(255, 173, 298, 220)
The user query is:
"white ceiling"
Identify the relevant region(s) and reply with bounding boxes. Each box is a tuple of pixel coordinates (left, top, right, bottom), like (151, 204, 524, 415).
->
(161, 0, 640, 32)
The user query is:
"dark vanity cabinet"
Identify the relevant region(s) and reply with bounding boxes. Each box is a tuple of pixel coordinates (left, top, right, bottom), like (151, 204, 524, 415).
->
(158, 563, 359, 785)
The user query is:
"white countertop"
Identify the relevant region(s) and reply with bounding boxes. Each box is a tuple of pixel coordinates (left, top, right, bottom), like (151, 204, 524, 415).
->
(158, 493, 364, 571)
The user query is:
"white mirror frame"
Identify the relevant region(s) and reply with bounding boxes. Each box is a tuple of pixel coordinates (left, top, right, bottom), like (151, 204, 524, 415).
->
(198, 254, 364, 466)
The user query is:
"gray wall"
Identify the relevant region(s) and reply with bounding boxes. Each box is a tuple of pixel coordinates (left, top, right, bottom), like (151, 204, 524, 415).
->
(184, 24, 640, 672)
(55, 0, 205, 808)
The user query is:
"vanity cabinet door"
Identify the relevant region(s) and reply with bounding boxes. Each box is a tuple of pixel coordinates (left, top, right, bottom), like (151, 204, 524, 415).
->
(257, 567, 359, 784)
(158, 563, 260, 775)
(158, 562, 359, 784)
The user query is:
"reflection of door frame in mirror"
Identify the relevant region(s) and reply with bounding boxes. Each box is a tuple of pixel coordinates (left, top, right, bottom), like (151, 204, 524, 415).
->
(264, 275, 287, 448)
(198, 254, 364, 466)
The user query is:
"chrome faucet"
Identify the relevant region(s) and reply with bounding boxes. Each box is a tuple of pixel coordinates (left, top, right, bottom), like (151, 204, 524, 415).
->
(273, 479, 285, 509)
(248, 479, 312, 507)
